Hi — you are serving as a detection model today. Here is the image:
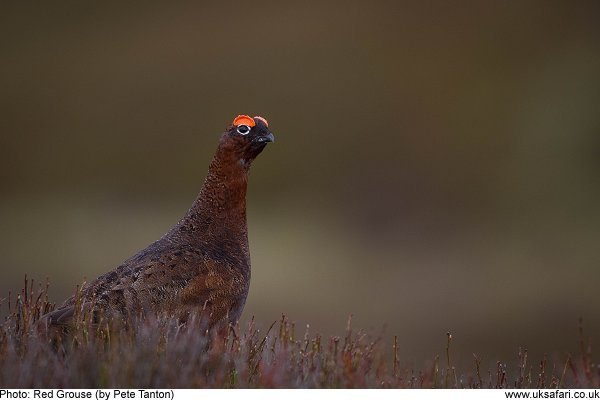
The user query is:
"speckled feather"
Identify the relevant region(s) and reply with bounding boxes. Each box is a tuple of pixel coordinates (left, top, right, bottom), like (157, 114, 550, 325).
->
(41, 116, 274, 330)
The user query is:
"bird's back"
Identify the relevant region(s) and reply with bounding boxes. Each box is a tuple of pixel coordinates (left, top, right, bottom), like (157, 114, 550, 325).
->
(46, 235, 248, 327)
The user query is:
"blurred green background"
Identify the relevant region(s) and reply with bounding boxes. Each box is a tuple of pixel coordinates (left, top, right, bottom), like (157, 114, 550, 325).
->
(1, 1, 599, 371)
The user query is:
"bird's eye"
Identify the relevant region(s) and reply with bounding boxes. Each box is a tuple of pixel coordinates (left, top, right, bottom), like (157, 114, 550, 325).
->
(237, 125, 250, 135)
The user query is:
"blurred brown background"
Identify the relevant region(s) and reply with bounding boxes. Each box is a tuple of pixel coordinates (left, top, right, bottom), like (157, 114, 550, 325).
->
(1, 1, 599, 371)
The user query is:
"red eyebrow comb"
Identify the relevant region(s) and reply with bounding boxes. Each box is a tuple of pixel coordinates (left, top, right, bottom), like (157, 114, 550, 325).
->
(254, 116, 268, 127)
(232, 115, 256, 127)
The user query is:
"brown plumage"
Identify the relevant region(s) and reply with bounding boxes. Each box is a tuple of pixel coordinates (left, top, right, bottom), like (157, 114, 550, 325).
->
(40, 115, 274, 331)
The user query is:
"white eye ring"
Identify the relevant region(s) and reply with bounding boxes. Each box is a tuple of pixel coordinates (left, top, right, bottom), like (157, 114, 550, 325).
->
(237, 125, 251, 135)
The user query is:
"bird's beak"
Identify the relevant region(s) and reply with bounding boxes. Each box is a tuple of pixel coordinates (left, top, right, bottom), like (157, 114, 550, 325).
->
(256, 132, 275, 143)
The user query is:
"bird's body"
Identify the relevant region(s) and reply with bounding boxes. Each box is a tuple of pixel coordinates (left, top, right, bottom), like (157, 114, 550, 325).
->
(41, 115, 274, 330)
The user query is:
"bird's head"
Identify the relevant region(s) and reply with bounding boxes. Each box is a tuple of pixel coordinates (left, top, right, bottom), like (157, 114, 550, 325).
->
(219, 115, 274, 166)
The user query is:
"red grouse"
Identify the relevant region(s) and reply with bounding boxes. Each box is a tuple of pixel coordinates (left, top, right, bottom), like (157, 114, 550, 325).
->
(41, 115, 274, 330)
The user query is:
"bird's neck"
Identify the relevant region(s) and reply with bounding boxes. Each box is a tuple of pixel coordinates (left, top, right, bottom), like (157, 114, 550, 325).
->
(183, 146, 250, 244)
(197, 155, 248, 220)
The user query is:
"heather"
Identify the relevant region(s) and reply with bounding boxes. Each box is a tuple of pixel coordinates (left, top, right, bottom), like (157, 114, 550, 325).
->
(1, 278, 597, 388)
